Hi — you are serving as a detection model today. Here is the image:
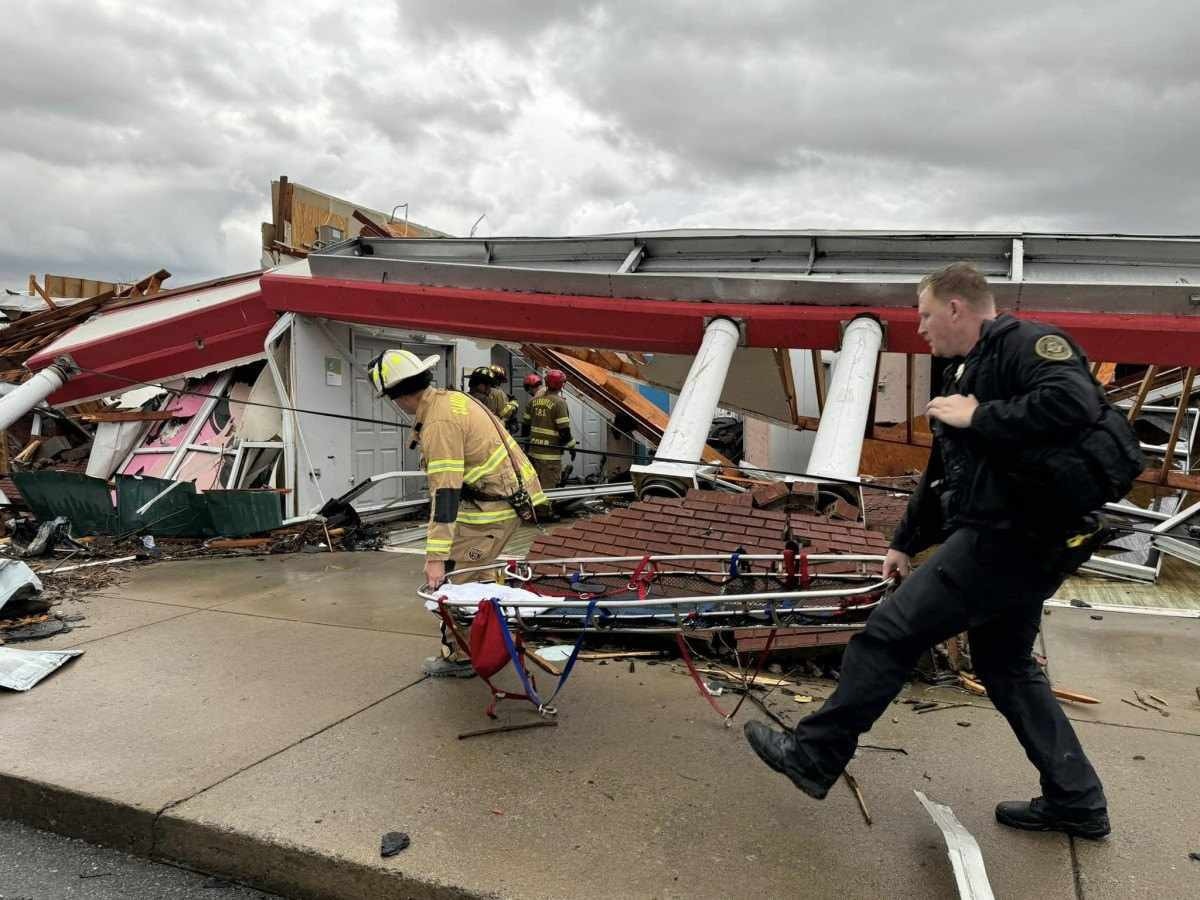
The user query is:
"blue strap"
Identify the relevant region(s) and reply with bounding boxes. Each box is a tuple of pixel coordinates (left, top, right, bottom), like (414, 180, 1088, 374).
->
(728, 550, 742, 579)
(490, 597, 598, 711)
(542, 599, 598, 708)
(492, 598, 542, 707)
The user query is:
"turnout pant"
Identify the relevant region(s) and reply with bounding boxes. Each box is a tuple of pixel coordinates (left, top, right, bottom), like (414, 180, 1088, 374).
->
(439, 503, 521, 662)
(531, 458, 563, 491)
(793, 527, 1107, 816)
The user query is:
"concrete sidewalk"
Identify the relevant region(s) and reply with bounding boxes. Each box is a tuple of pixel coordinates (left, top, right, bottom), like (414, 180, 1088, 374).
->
(2, 552, 1198, 899)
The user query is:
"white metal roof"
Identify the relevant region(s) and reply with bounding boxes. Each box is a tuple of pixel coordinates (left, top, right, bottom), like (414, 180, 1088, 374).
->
(37, 276, 261, 357)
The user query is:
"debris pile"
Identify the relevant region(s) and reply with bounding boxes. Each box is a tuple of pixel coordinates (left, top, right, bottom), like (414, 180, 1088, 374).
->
(529, 487, 890, 570)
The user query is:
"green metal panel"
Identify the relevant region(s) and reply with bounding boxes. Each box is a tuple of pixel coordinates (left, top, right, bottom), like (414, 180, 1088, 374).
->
(11, 472, 118, 535)
(13, 473, 283, 539)
(202, 490, 283, 537)
(115, 475, 214, 538)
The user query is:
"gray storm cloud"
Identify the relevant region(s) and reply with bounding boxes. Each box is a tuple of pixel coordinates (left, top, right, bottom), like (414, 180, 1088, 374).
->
(1, 0, 1196, 288)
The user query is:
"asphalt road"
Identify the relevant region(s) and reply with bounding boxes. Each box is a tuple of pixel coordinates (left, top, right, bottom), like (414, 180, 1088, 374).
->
(0, 818, 283, 900)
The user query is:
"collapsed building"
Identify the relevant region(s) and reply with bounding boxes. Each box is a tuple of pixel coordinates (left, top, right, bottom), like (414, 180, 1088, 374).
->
(1, 183, 1198, 634)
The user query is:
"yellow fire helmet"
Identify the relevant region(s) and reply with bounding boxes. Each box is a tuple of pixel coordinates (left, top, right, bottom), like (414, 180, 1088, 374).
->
(367, 348, 440, 395)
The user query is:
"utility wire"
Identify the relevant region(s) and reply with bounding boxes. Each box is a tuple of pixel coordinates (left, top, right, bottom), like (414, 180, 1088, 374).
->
(74, 366, 414, 430)
(70, 364, 1200, 544)
(73, 366, 916, 495)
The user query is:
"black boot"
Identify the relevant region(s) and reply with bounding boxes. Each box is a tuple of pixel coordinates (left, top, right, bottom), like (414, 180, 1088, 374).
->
(743, 721, 831, 800)
(995, 797, 1110, 840)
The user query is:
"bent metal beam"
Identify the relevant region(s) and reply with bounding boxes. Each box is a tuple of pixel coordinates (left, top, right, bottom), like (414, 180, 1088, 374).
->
(261, 268, 1200, 368)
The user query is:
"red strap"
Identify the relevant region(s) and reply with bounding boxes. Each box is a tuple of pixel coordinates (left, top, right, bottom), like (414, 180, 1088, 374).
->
(675, 633, 733, 717)
(629, 553, 658, 601)
(676, 628, 780, 722)
(782, 547, 797, 589)
(725, 626, 779, 720)
(437, 597, 536, 719)
(800, 551, 811, 587)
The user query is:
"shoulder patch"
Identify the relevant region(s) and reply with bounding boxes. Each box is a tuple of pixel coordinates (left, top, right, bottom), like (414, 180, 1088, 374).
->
(1034, 334, 1073, 361)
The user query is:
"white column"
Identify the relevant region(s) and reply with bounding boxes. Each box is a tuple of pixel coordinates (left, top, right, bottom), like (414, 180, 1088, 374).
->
(0, 358, 76, 432)
(632, 317, 740, 497)
(806, 317, 883, 481)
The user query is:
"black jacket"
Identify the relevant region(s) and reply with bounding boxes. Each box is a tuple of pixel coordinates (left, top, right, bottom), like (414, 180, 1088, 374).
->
(890, 314, 1104, 556)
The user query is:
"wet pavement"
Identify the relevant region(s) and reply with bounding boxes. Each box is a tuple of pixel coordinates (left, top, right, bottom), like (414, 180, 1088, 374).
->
(2, 552, 1198, 899)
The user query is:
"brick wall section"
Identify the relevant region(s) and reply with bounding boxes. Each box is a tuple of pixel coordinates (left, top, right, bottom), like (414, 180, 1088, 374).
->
(529, 489, 890, 569)
(861, 474, 921, 540)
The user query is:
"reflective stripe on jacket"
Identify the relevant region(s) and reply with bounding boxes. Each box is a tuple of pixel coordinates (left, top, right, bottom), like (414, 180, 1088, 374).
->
(523, 392, 574, 462)
(415, 389, 545, 558)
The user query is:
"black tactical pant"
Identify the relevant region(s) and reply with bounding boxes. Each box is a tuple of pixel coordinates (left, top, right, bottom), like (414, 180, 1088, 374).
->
(793, 526, 1107, 816)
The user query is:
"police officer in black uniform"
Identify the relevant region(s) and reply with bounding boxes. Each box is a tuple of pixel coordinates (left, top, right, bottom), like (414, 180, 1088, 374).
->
(745, 262, 1121, 840)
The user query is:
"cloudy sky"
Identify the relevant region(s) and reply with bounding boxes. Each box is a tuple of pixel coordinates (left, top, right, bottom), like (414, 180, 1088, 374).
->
(2, 0, 1197, 289)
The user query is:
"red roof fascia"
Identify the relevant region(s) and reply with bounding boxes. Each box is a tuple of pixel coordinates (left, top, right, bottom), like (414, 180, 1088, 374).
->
(261, 272, 1200, 366)
(29, 291, 276, 405)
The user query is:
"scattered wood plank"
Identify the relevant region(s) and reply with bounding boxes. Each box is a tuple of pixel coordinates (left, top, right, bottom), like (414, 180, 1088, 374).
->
(843, 769, 871, 827)
(526, 651, 563, 677)
(958, 675, 987, 696)
(915, 703, 971, 715)
(352, 209, 392, 238)
(0, 613, 50, 631)
(579, 650, 667, 660)
(1051, 688, 1102, 705)
(1159, 368, 1196, 484)
(959, 673, 1098, 705)
(13, 440, 42, 464)
(206, 538, 272, 550)
(1127, 365, 1159, 423)
(78, 411, 178, 423)
(681, 665, 805, 690)
(28, 275, 58, 311)
(457, 720, 557, 740)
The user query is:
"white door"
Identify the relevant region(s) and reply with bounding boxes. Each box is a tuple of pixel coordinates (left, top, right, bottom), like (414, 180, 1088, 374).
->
(570, 397, 604, 480)
(351, 336, 452, 505)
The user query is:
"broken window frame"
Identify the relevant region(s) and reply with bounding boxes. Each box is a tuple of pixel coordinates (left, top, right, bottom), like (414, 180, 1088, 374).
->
(1079, 498, 1182, 584)
(1132, 404, 1198, 474)
(227, 441, 285, 490)
(1150, 499, 1200, 567)
(118, 373, 233, 481)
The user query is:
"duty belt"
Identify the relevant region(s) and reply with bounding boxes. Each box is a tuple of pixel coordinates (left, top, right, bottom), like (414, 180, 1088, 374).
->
(461, 484, 508, 503)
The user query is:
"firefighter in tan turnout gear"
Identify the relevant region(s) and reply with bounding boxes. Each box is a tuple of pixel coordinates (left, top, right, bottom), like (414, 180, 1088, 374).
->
(469, 365, 518, 427)
(368, 348, 545, 678)
(488, 364, 519, 426)
(521, 368, 575, 490)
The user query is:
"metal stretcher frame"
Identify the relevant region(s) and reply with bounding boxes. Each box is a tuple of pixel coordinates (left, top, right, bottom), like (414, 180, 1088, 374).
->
(422, 552, 892, 719)
(419, 552, 892, 629)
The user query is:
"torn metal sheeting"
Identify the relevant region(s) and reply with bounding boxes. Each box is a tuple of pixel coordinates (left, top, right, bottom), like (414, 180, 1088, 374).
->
(1077, 555, 1160, 584)
(1151, 500, 1200, 567)
(1043, 599, 1200, 619)
(543, 482, 636, 502)
(12, 472, 119, 534)
(1130, 405, 1198, 472)
(0, 559, 43, 613)
(1080, 495, 1181, 584)
(40, 556, 137, 575)
(534, 645, 577, 663)
(0, 647, 83, 691)
(10, 471, 285, 539)
(914, 790, 995, 900)
(2, 618, 68, 641)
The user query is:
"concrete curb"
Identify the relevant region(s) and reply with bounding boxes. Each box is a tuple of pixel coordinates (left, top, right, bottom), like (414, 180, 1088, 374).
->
(1, 771, 492, 900)
(0, 771, 158, 855)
